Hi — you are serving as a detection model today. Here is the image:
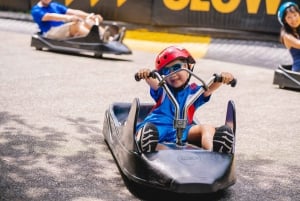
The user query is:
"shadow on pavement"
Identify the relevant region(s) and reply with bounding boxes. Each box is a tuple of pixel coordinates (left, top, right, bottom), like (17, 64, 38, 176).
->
(0, 111, 134, 201)
(1, 111, 299, 201)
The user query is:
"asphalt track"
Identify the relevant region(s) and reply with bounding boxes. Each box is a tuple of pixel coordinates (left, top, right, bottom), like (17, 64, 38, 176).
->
(0, 16, 299, 201)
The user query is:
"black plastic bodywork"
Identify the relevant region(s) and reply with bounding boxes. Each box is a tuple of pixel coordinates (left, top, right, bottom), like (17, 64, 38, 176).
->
(30, 25, 132, 57)
(102, 98, 237, 194)
(273, 65, 300, 90)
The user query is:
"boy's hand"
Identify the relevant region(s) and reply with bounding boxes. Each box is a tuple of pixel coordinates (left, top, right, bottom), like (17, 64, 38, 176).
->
(137, 69, 152, 80)
(221, 72, 234, 84)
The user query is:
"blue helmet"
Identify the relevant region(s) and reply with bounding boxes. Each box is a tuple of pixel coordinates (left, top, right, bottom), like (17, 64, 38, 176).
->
(277, 2, 299, 25)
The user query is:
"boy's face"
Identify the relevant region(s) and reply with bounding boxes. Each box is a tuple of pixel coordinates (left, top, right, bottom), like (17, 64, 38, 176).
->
(162, 59, 190, 88)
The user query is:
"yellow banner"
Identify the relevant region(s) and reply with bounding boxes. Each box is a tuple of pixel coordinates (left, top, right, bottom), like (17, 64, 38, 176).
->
(65, 0, 127, 8)
(65, 0, 100, 7)
(164, 0, 281, 15)
(91, 0, 100, 7)
(65, 0, 74, 7)
(117, 0, 127, 7)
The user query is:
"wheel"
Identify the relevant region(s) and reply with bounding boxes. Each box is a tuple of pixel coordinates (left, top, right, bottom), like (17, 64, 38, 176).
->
(35, 47, 43, 51)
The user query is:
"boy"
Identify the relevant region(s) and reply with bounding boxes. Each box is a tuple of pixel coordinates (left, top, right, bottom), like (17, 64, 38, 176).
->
(135, 46, 235, 153)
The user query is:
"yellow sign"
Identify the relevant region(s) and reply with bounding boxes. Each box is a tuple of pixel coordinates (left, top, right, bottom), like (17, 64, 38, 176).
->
(65, 0, 125, 8)
(91, 0, 100, 7)
(65, 0, 74, 7)
(117, 0, 127, 7)
(163, 0, 281, 15)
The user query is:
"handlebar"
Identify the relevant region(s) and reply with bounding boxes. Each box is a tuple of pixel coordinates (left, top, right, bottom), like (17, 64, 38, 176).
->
(135, 71, 237, 87)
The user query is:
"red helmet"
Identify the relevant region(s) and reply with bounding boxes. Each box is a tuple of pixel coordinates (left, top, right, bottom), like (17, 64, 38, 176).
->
(155, 46, 195, 71)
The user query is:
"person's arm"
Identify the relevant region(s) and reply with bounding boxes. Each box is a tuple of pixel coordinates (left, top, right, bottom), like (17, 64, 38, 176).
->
(282, 32, 300, 49)
(66, 8, 89, 19)
(41, 8, 102, 23)
(42, 12, 80, 22)
(204, 72, 234, 97)
(67, 8, 103, 23)
(145, 77, 160, 90)
(203, 82, 222, 97)
(136, 69, 160, 90)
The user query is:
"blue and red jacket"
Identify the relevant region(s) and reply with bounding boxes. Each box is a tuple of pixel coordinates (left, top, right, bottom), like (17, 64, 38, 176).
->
(136, 83, 210, 142)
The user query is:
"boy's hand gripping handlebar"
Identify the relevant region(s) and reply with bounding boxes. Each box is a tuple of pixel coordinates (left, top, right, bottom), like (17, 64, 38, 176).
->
(213, 73, 237, 87)
(134, 71, 156, 81)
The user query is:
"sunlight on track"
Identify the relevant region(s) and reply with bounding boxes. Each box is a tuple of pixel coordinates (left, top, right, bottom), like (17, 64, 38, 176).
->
(124, 30, 211, 58)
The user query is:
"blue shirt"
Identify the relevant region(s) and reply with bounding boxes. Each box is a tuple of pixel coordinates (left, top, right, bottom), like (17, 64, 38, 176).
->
(290, 47, 300, 72)
(137, 83, 210, 142)
(31, 2, 68, 33)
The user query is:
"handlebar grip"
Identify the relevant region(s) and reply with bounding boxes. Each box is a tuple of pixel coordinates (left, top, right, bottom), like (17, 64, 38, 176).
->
(134, 72, 156, 81)
(229, 78, 237, 87)
(134, 73, 141, 81)
(214, 74, 237, 87)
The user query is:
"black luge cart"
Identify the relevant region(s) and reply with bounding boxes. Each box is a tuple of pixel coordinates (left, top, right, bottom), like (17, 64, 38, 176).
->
(273, 65, 300, 90)
(102, 69, 237, 198)
(31, 24, 132, 57)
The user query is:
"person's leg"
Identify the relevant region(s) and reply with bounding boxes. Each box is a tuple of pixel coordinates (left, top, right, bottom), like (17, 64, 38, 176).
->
(114, 26, 126, 42)
(83, 13, 106, 39)
(45, 23, 72, 39)
(188, 124, 215, 150)
(83, 13, 97, 29)
(69, 21, 90, 37)
(76, 19, 109, 41)
(46, 22, 90, 39)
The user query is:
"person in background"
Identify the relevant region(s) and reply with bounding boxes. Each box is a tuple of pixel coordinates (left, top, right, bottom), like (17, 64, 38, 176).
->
(278, 1, 300, 72)
(31, 0, 124, 42)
